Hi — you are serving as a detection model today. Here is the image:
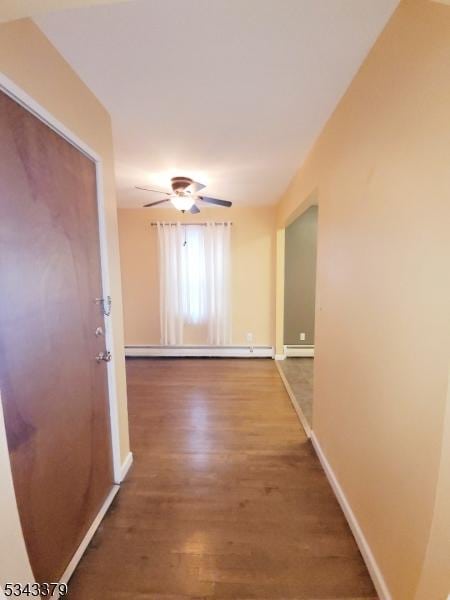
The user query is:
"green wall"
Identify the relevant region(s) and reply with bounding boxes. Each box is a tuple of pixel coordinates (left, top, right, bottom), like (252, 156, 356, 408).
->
(284, 206, 318, 345)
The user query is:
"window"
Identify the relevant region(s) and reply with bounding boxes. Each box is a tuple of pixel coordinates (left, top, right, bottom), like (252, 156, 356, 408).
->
(156, 221, 231, 345)
(181, 225, 207, 324)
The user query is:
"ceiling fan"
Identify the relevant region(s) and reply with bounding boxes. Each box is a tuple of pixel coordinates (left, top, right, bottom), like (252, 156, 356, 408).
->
(136, 176, 232, 214)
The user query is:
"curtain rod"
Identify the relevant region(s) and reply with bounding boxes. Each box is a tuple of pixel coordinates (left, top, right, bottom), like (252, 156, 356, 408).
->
(150, 222, 233, 226)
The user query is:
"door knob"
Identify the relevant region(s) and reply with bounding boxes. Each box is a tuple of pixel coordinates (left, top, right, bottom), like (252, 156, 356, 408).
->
(96, 351, 112, 363)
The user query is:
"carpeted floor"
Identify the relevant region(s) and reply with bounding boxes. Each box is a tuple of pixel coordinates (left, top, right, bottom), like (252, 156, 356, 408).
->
(277, 357, 314, 426)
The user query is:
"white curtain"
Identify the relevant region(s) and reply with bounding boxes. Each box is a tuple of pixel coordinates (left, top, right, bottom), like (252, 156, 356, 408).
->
(156, 221, 231, 346)
(156, 222, 184, 345)
(182, 225, 207, 325)
(205, 222, 232, 345)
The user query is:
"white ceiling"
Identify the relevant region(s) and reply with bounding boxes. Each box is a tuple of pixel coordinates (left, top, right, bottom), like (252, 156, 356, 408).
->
(35, 0, 399, 207)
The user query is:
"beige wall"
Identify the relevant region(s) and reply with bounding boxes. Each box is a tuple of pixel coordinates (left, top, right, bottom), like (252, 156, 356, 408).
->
(276, 0, 450, 598)
(0, 17, 130, 587)
(284, 205, 318, 345)
(118, 206, 276, 347)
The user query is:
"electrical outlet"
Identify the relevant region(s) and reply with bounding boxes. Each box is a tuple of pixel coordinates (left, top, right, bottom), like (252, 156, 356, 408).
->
(299, 332, 306, 342)
(246, 332, 253, 343)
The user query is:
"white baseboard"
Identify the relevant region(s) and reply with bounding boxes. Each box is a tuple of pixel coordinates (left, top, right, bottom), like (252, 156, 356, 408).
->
(59, 485, 119, 588)
(120, 452, 133, 482)
(274, 353, 286, 360)
(310, 432, 391, 600)
(275, 360, 311, 438)
(125, 345, 274, 358)
(284, 345, 315, 357)
(57, 455, 132, 591)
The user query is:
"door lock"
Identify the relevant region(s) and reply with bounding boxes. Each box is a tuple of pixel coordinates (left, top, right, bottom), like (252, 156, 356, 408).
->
(94, 296, 112, 316)
(96, 351, 112, 363)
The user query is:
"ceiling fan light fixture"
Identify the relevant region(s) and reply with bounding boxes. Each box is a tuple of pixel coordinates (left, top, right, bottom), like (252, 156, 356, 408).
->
(170, 194, 195, 212)
(137, 176, 232, 211)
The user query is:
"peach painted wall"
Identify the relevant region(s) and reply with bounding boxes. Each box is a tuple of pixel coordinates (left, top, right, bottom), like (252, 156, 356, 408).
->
(276, 0, 450, 598)
(118, 206, 276, 347)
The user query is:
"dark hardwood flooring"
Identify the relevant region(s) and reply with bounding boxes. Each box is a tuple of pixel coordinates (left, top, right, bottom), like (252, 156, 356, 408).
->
(66, 358, 376, 599)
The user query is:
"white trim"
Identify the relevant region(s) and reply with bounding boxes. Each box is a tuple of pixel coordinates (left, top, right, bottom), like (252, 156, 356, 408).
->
(284, 344, 315, 357)
(0, 74, 101, 160)
(95, 163, 122, 484)
(311, 432, 391, 600)
(275, 360, 311, 438)
(125, 345, 274, 358)
(274, 353, 286, 360)
(0, 72, 122, 485)
(120, 452, 133, 482)
(58, 486, 119, 589)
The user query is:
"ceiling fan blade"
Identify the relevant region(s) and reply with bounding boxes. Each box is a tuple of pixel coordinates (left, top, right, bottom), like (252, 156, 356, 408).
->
(185, 181, 206, 194)
(143, 198, 170, 208)
(135, 186, 170, 195)
(198, 195, 232, 208)
(189, 204, 201, 214)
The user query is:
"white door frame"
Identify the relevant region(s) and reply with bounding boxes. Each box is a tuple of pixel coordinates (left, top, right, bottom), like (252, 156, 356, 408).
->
(0, 72, 123, 591)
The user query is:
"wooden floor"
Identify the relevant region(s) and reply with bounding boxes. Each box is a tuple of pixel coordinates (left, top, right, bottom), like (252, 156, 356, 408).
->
(67, 358, 376, 599)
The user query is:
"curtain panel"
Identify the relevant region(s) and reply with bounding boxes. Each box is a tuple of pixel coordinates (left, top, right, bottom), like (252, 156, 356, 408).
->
(204, 222, 231, 345)
(156, 221, 232, 346)
(156, 222, 184, 345)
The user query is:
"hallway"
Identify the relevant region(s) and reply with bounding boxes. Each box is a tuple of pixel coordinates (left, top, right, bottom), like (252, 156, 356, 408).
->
(67, 359, 375, 599)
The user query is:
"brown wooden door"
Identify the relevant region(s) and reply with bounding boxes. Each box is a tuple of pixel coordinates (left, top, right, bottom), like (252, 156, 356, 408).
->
(0, 90, 113, 583)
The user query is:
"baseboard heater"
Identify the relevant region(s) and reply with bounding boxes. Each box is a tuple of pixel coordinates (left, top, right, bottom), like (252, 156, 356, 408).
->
(125, 345, 274, 358)
(284, 345, 315, 358)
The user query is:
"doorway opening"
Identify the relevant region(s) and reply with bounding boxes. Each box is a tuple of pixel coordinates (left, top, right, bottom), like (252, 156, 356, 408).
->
(277, 205, 318, 436)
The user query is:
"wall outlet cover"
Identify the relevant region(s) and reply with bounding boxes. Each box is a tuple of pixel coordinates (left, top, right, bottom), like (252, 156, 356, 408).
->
(299, 333, 306, 341)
